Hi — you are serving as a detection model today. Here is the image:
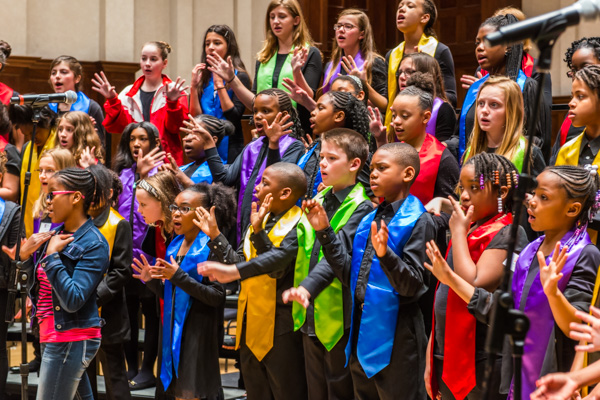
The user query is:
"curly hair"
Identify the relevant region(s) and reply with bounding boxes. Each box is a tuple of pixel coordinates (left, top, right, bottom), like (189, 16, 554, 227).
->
(564, 37, 600, 71)
(463, 153, 520, 212)
(253, 88, 303, 139)
(184, 182, 237, 234)
(57, 111, 104, 165)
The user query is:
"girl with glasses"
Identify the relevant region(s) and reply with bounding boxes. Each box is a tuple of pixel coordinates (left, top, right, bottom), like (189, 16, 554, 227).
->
(321, 9, 388, 112)
(15, 167, 108, 400)
(132, 182, 236, 400)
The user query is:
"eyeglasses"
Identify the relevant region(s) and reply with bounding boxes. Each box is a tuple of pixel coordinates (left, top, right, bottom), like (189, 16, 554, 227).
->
(333, 23, 357, 31)
(397, 68, 415, 78)
(169, 204, 194, 215)
(36, 168, 56, 177)
(46, 191, 83, 202)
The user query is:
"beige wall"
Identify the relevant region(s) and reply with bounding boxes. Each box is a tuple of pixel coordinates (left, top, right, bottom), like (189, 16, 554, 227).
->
(1, 0, 597, 96)
(0, 0, 272, 89)
(522, 0, 599, 97)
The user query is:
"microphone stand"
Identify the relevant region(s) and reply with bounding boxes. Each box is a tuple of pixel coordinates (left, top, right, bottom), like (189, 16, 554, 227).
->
(5, 106, 44, 400)
(481, 18, 569, 400)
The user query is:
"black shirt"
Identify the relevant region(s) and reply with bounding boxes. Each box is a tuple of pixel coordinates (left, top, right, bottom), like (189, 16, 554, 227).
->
(139, 89, 155, 122)
(209, 209, 300, 336)
(577, 133, 600, 167)
(435, 101, 457, 142)
(299, 185, 374, 335)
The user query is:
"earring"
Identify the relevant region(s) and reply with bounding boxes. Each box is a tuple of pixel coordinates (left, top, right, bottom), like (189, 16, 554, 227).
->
(480, 174, 485, 190)
(498, 194, 503, 213)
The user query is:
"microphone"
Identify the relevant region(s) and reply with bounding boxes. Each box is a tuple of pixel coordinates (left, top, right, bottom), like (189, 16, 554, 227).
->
(10, 90, 78, 106)
(485, 0, 600, 47)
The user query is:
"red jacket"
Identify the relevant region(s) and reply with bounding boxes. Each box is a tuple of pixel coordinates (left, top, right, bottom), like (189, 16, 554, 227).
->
(102, 75, 187, 165)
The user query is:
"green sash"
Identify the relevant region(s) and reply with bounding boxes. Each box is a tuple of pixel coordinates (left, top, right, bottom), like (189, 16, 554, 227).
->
(256, 46, 300, 107)
(293, 183, 369, 350)
(464, 136, 527, 173)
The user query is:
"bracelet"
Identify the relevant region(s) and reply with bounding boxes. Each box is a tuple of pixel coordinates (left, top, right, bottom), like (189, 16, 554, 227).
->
(215, 86, 226, 90)
(227, 75, 235, 84)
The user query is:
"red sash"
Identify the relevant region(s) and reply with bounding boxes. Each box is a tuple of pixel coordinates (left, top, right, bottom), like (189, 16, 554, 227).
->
(429, 212, 513, 400)
(0, 135, 8, 153)
(410, 134, 445, 205)
(0, 83, 12, 105)
(559, 116, 573, 147)
(482, 54, 534, 78)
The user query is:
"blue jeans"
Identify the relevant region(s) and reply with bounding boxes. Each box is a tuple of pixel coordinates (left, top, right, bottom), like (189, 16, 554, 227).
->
(38, 338, 101, 400)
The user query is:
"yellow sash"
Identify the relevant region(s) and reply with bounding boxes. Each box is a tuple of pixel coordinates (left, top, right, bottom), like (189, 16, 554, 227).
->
(555, 130, 600, 243)
(21, 128, 57, 238)
(97, 208, 124, 259)
(385, 34, 438, 142)
(235, 206, 302, 361)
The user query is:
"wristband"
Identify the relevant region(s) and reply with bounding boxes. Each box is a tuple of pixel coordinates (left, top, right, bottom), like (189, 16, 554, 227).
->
(226, 75, 235, 84)
(216, 86, 226, 90)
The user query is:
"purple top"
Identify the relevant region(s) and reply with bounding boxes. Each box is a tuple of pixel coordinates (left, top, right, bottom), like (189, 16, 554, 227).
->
(322, 51, 365, 94)
(511, 229, 591, 400)
(425, 97, 443, 137)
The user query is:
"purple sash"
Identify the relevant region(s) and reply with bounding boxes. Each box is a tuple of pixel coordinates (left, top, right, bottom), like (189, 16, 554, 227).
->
(322, 51, 365, 94)
(425, 97, 443, 137)
(511, 229, 591, 399)
(237, 135, 296, 240)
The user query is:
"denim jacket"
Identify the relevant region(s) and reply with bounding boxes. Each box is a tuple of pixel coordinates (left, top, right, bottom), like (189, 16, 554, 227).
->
(25, 218, 110, 332)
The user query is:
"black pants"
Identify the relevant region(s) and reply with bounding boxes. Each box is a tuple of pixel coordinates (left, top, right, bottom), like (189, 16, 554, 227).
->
(124, 290, 159, 378)
(87, 342, 132, 400)
(434, 357, 507, 400)
(0, 290, 9, 397)
(239, 329, 307, 400)
(302, 331, 353, 400)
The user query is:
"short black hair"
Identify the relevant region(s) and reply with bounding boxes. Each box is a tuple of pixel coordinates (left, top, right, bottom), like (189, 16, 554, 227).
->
(376, 142, 420, 180)
(265, 162, 307, 202)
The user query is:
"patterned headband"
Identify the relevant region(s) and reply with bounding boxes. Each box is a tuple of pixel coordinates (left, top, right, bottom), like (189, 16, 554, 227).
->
(137, 179, 159, 199)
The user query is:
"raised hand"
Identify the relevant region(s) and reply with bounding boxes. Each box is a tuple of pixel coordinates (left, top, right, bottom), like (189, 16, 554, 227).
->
(571, 306, 600, 353)
(197, 260, 241, 283)
(291, 47, 308, 72)
(181, 113, 216, 149)
(425, 197, 452, 217)
(460, 71, 483, 89)
(530, 373, 580, 400)
(302, 199, 330, 231)
(166, 77, 189, 102)
(299, 133, 314, 150)
(368, 106, 387, 146)
(194, 206, 221, 239)
(264, 112, 293, 146)
(370, 220, 389, 258)
(448, 196, 473, 236)
(341, 55, 366, 81)
(282, 78, 315, 110)
(538, 242, 568, 298)
(78, 146, 97, 169)
(191, 63, 206, 88)
(151, 256, 180, 280)
(206, 54, 235, 83)
(250, 194, 272, 233)
(282, 286, 311, 309)
(91, 71, 118, 100)
(424, 240, 455, 286)
(132, 254, 154, 283)
(46, 233, 74, 255)
(136, 146, 166, 178)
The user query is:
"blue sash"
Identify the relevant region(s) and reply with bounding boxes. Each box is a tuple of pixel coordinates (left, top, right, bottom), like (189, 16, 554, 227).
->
(458, 70, 527, 160)
(296, 141, 322, 203)
(179, 161, 213, 184)
(160, 232, 211, 390)
(0, 198, 5, 227)
(48, 91, 91, 114)
(347, 195, 425, 377)
(200, 72, 237, 163)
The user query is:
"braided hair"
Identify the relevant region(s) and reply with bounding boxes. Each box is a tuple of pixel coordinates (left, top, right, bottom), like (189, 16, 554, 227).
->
(331, 75, 369, 105)
(323, 91, 373, 152)
(481, 14, 523, 81)
(87, 164, 123, 209)
(545, 165, 600, 226)
(574, 64, 600, 101)
(463, 153, 520, 212)
(184, 182, 237, 234)
(253, 88, 303, 139)
(564, 37, 600, 71)
(53, 167, 102, 214)
(194, 114, 235, 146)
